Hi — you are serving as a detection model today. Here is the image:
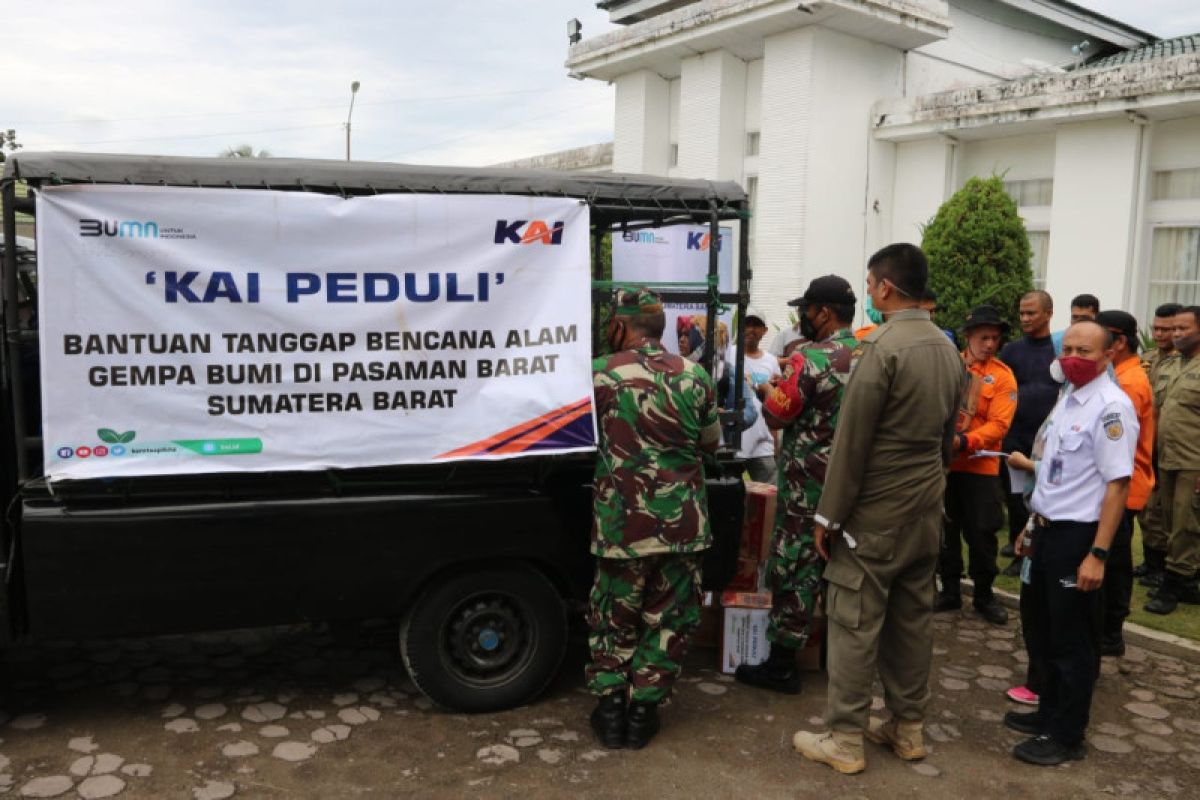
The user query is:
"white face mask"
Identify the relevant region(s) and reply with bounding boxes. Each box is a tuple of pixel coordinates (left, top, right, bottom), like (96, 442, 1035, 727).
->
(1049, 359, 1066, 384)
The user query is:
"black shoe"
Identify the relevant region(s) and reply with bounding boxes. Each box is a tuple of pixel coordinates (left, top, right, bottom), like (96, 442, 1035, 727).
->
(1000, 543, 1016, 558)
(734, 660, 801, 694)
(933, 593, 962, 613)
(1012, 734, 1086, 765)
(1100, 636, 1125, 658)
(1002, 558, 1023, 578)
(975, 599, 1009, 626)
(625, 701, 660, 750)
(1132, 562, 1150, 578)
(1145, 572, 1186, 615)
(1179, 579, 1200, 605)
(1003, 710, 1043, 736)
(589, 693, 627, 749)
(1139, 570, 1165, 589)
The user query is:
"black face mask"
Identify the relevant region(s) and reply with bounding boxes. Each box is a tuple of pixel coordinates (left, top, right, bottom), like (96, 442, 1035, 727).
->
(799, 310, 819, 342)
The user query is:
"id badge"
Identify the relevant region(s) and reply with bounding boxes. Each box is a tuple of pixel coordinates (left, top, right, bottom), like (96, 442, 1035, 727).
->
(1048, 457, 1064, 486)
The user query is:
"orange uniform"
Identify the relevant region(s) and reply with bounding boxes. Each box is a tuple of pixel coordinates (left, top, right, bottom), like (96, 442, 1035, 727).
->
(853, 323, 877, 341)
(1114, 356, 1155, 511)
(950, 355, 1018, 476)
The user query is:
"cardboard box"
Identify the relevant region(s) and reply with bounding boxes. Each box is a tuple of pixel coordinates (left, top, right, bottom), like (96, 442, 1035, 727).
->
(727, 482, 777, 591)
(719, 590, 772, 674)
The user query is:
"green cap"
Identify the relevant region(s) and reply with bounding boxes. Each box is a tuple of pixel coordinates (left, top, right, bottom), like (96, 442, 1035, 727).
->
(614, 286, 664, 316)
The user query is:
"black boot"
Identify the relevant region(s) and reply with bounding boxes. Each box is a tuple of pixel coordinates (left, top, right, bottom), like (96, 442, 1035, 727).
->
(735, 643, 801, 694)
(1179, 575, 1200, 605)
(1137, 548, 1167, 588)
(933, 592, 962, 612)
(625, 701, 660, 749)
(1145, 571, 1185, 615)
(589, 693, 627, 749)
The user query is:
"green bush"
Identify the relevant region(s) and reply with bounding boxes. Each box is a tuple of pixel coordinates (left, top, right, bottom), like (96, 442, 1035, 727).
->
(921, 175, 1034, 337)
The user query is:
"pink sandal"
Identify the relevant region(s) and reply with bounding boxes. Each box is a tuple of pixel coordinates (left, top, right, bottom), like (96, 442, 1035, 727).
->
(1006, 685, 1039, 705)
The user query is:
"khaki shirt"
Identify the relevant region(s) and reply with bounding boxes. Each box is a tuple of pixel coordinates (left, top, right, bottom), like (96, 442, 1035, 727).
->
(1155, 353, 1200, 471)
(815, 308, 965, 531)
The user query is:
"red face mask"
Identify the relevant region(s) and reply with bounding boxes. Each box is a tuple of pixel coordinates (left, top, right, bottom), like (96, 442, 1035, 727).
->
(1058, 355, 1101, 387)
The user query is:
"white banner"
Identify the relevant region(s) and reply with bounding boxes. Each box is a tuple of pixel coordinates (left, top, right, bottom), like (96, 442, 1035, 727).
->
(37, 186, 596, 480)
(611, 224, 734, 356)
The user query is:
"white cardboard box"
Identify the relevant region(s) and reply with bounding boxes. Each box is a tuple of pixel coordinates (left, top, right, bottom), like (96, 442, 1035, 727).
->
(720, 605, 770, 674)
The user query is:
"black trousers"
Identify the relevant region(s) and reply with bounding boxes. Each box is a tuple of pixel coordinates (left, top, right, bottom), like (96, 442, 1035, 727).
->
(1101, 509, 1136, 641)
(939, 472, 1003, 603)
(1024, 520, 1103, 747)
(1001, 466, 1030, 547)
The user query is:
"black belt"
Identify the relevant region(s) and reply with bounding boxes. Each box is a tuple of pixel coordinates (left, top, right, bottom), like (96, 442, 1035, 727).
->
(1032, 514, 1092, 528)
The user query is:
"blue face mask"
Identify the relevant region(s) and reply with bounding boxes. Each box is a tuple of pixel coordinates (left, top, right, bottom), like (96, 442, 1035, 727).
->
(864, 295, 884, 325)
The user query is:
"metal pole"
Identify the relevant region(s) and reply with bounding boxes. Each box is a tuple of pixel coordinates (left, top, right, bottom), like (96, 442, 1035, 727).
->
(731, 205, 751, 452)
(701, 201, 719, 379)
(1, 180, 27, 482)
(345, 81, 360, 162)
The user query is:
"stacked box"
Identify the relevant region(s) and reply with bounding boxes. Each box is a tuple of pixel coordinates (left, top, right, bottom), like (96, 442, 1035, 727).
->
(727, 481, 777, 591)
(719, 590, 772, 674)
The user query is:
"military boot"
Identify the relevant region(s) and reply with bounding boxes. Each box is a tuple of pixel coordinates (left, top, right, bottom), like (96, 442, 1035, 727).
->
(734, 643, 801, 694)
(1137, 549, 1166, 589)
(792, 729, 866, 774)
(589, 693, 627, 749)
(625, 700, 660, 750)
(1180, 575, 1200, 605)
(1144, 571, 1186, 615)
(865, 716, 926, 760)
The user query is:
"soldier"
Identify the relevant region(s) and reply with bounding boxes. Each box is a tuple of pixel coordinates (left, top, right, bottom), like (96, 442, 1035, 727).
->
(1145, 305, 1200, 614)
(586, 287, 722, 750)
(1135, 302, 1182, 585)
(935, 305, 1017, 626)
(792, 243, 964, 775)
(734, 275, 857, 694)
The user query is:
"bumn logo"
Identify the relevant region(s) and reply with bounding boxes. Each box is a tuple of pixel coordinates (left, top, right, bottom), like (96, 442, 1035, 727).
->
(79, 219, 159, 238)
(494, 220, 564, 245)
(686, 232, 722, 251)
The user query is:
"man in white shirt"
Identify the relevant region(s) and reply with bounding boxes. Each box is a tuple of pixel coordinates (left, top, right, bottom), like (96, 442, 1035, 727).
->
(1005, 321, 1136, 766)
(738, 309, 782, 482)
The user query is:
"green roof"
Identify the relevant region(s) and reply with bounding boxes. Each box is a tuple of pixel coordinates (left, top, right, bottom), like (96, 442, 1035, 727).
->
(1081, 33, 1200, 71)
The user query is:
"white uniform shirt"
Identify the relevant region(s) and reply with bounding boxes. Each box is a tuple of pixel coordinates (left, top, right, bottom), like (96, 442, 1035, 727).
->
(1030, 374, 1137, 523)
(736, 349, 782, 459)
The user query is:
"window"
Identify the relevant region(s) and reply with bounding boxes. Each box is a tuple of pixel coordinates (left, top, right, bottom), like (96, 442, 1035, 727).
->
(745, 131, 760, 157)
(1027, 231, 1050, 290)
(1153, 168, 1200, 201)
(1004, 178, 1053, 207)
(1148, 227, 1200, 308)
(669, 143, 679, 168)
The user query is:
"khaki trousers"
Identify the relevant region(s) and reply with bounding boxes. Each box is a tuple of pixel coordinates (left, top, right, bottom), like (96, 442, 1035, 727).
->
(1161, 469, 1200, 578)
(823, 508, 941, 732)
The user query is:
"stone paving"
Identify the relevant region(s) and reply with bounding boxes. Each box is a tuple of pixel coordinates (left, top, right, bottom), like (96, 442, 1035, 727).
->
(0, 612, 1196, 798)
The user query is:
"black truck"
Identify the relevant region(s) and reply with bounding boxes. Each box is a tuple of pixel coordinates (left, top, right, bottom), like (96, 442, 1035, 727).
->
(0, 153, 750, 712)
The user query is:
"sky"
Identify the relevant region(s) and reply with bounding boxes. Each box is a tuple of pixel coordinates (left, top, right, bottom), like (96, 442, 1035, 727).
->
(2, 1, 1197, 167)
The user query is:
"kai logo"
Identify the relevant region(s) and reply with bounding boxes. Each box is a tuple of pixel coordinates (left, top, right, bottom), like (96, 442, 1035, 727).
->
(79, 219, 160, 238)
(493, 219, 564, 245)
(686, 232, 723, 251)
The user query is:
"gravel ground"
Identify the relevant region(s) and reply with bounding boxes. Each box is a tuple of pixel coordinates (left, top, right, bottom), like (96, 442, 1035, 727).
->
(0, 611, 1197, 799)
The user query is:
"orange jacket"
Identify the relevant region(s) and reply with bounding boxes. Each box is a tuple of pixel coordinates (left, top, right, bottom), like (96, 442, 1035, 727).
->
(950, 355, 1018, 476)
(1115, 356, 1155, 511)
(853, 324, 877, 341)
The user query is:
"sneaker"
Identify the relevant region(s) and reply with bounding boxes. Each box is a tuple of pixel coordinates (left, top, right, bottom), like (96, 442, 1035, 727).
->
(1003, 709, 1043, 735)
(974, 599, 1009, 626)
(1012, 734, 1086, 765)
(933, 593, 962, 613)
(1006, 686, 1039, 705)
(735, 661, 801, 694)
(1002, 558, 1023, 577)
(865, 716, 926, 760)
(792, 730, 866, 775)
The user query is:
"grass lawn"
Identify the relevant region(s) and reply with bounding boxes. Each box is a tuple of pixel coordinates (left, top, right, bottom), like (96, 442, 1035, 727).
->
(981, 521, 1200, 642)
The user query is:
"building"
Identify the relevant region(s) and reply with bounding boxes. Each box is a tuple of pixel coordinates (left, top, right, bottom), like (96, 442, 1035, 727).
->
(566, 1, 1200, 330)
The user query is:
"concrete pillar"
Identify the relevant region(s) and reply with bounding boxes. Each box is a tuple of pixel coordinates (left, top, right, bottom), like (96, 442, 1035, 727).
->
(676, 50, 747, 181)
(612, 70, 670, 175)
(1044, 118, 1143, 329)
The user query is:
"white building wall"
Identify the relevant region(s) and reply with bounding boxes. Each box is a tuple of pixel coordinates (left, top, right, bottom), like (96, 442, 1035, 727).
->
(1044, 118, 1143, 329)
(677, 50, 747, 180)
(959, 133, 1056, 183)
(891, 138, 954, 244)
(612, 70, 671, 174)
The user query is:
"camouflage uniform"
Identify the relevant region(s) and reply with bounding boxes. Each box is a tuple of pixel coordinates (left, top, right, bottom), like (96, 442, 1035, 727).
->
(586, 291, 722, 703)
(766, 328, 857, 649)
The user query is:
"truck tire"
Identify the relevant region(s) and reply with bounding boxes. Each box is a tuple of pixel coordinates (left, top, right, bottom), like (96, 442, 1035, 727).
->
(399, 564, 568, 713)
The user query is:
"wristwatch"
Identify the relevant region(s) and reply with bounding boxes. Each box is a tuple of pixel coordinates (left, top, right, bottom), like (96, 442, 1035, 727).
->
(1090, 546, 1109, 562)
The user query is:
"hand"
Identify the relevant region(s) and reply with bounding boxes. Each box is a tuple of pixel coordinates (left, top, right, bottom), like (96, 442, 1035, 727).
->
(1076, 554, 1105, 592)
(1007, 452, 1035, 472)
(1014, 530, 1029, 557)
(814, 524, 829, 561)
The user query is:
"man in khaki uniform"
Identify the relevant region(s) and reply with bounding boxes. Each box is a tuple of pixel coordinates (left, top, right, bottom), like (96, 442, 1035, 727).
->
(792, 244, 964, 775)
(1145, 305, 1200, 614)
(1136, 302, 1183, 585)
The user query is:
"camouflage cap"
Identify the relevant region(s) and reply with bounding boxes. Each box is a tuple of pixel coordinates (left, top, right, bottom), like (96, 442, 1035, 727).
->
(614, 287, 664, 316)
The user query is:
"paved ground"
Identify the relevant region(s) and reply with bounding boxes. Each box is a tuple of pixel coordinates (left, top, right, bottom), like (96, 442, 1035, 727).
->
(0, 611, 1197, 799)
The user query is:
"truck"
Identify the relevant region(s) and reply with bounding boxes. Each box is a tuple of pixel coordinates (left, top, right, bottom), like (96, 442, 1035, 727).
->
(0, 152, 751, 712)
